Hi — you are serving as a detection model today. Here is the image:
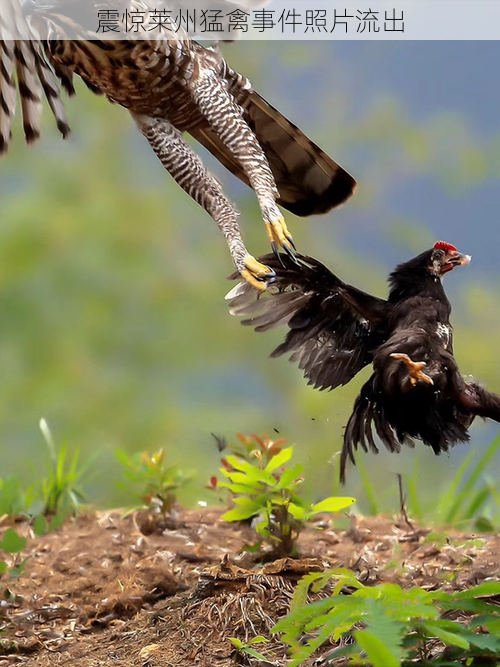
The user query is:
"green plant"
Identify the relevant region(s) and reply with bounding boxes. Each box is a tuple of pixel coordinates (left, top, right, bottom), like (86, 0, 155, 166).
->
(0, 417, 92, 590)
(212, 434, 355, 557)
(273, 568, 500, 666)
(0, 420, 90, 531)
(115, 447, 194, 515)
(0, 476, 43, 519)
(228, 636, 271, 662)
(0, 475, 63, 537)
(214, 432, 289, 467)
(0, 528, 28, 584)
(404, 434, 500, 530)
(39, 419, 89, 517)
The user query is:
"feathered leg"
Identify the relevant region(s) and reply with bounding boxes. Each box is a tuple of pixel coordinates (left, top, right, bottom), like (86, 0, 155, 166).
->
(189, 71, 297, 263)
(132, 112, 275, 290)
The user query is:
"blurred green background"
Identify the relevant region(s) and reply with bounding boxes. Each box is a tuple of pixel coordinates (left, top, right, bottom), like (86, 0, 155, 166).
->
(0, 41, 499, 516)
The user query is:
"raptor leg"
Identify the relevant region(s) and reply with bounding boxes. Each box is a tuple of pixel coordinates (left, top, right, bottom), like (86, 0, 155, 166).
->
(390, 353, 434, 387)
(190, 72, 297, 262)
(132, 113, 274, 291)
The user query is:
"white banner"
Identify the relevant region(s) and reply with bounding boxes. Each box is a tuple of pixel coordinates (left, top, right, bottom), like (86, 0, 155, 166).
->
(0, 0, 499, 40)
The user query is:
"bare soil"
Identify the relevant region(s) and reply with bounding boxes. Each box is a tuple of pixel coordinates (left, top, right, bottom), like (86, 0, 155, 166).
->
(0, 508, 499, 666)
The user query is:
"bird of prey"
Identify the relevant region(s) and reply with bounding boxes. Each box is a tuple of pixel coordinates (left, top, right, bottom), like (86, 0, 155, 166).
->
(227, 241, 500, 481)
(0, 0, 356, 290)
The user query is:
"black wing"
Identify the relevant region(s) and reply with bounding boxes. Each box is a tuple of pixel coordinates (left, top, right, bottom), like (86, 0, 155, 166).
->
(460, 382, 500, 423)
(227, 253, 390, 390)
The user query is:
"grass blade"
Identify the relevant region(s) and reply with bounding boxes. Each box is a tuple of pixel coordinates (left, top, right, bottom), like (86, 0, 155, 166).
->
(444, 434, 500, 524)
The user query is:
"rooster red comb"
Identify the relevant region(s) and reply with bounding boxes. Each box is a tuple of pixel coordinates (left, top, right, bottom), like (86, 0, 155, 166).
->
(434, 241, 457, 253)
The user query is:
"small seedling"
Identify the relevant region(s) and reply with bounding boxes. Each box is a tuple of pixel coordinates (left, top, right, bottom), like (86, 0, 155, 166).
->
(115, 447, 194, 516)
(273, 568, 500, 667)
(212, 434, 355, 557)
(228, 636, 271, 662)
(0, 475, 42, 519)
(0, 528, 28, 584)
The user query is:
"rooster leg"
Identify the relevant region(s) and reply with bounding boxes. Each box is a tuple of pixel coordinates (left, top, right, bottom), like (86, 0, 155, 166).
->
(390, 353, 434, 387)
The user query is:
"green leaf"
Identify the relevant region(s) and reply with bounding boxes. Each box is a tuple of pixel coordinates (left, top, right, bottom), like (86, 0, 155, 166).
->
(222, 465, 276, 488)
(475, 516, 496, 532)
(355, 456, 379, 515)
(248, 636, 268, 645)
(27, 499, 45, 518)
(287, 502, 306, 520)
(354, 629, 400, 667)
(48, 512, 66, 532)
(240, 647, 269, 660)
(439, 598, 497, 615)
(463, 486, 490, 520)
(437, 448, 475, 519)
(453, 581, 500, 598)
(420, 621, 470, 649)
(228, 636, 269, 661)
(310, 496, 356, 514)
(9, 558, 28, 578)
(289, 572, 328, 613)
(222, 498, 262, 521)
(326, 568, 366, 595)
(276, 464, 303, 490)
(219, 470, 264, 491)
(231, 496, 263, 507)
(0, 561, 8, 575)
(0, 529, 27, 554)
(264, 447, 293, 473)
(224, 456, 275, 484)
(242, 540, 263, 553)
(473, 615, 500, 635)
(456, 629, 500, 652)
(217, 482, 258, 495)
(0, 477, 27, 515)
(115, 449, 132, 467)
(254, 517, 271, 537)
(32, 514, 47, 537)
(443, 433, 500, 523)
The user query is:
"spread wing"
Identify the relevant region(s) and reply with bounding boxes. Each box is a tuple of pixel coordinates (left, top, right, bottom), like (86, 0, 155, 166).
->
(460, 382, 500, 423)
(191, 90, 356, 217)
(0, 0, 71, 153)
(0, 0, 274, 154)
(227, 254, 390, 390)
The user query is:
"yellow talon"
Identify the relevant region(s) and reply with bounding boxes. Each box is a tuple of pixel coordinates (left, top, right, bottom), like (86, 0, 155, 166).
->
(241, 256, 275, 292)
(240, 270, 267, 292)
(390, 353, 434, 386)
(266, 215, 295, 250)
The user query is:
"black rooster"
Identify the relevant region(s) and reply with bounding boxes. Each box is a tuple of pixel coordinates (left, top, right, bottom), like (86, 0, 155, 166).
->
(226, 242, 500, 482)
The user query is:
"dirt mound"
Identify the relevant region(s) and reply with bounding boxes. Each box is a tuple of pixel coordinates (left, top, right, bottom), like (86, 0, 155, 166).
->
(0, 508, 498, 666)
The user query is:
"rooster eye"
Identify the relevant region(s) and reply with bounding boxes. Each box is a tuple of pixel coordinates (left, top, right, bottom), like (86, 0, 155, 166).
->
(434, 250, 445, 261)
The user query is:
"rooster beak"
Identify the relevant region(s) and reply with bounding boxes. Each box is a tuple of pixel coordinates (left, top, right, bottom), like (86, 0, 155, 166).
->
(440, 251, 471, 275)
(449, 252, 472, 267)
